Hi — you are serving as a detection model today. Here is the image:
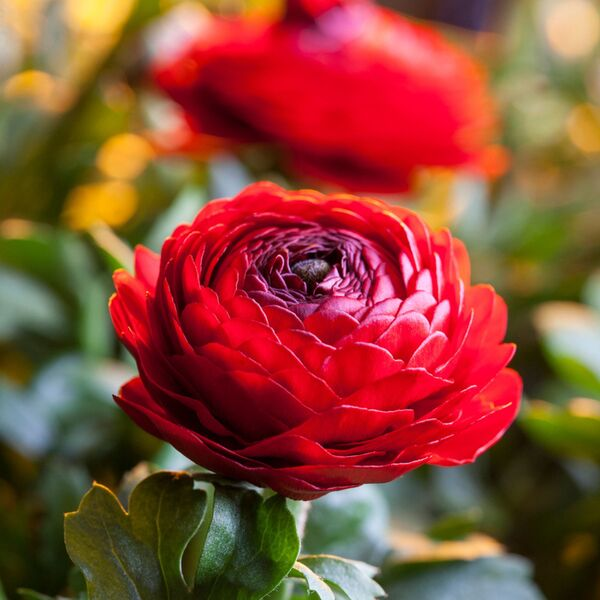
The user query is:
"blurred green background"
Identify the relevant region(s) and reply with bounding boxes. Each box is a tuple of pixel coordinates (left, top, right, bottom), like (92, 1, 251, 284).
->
(2, 0, 600, 598)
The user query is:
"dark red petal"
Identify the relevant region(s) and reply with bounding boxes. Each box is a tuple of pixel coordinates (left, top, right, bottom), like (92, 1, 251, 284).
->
(134, 245, 160, 292)
(115, 379, 330, 499)
(237, 337, 304, 373)
(345, 367, 451, 410)
(224, 295, 268, 324)
(271, 367, 340, 411)
(239, 435, 376, 466)
(376, 312, 430, 360)
(304, 309, 360, 345)
(110, 270, 150, 349)
(288, 404, 414, 446)
(216, 318, 278, 348)
(263, 304, 305, 331)
(407, 331, 449, 370)
(427, 369, 521, 465)
(322, 342, 403, 397)
(181, 303, 221, 346)
(277, 329, 335, 374)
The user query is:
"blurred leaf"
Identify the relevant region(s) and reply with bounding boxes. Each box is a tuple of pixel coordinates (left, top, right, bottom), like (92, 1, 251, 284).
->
(38, 461, 91, 591)
(195, 485, 300, 599)
(144, 184, 207, 252)
(582, 271, 600, 314)
(79, 277, 114, 358)
(65, 472, 205, 600)
(428, 511, 482, 541)
(208, 155, 255, 199)
(0, 223, 98, 308)
(152, 443, 192, 471)
(124, 0, 164, 34)
(0, 380, 54, 457)
(534, 302, 600, 396)
(17, 590, 55, 600)
(295, 555, 385, 600)
(379, 556, 544, 600)
(521, 400, 600, 462)
(0, 266, 68, 341)
(303, 485, 390, 564)
(144, 185, 206, 252)
(0, 222, 64, 288)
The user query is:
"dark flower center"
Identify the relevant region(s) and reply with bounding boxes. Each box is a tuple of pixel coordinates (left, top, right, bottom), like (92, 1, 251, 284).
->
(291, 258, 332, 290)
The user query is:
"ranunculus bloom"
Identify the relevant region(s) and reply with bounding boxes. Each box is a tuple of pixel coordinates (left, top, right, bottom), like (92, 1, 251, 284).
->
(152, 0, 499, 193)
(110, 182, 520, 499)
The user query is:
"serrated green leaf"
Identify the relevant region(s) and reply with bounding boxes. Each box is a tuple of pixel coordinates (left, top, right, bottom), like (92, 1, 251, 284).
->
(299, 556, 385, 600)
(195, 485, 300, 600)
(65, 471, 205, 600)
(129, 472, 207, 596)
(379, 556, 544, 600)
(290, 562, 335, 600)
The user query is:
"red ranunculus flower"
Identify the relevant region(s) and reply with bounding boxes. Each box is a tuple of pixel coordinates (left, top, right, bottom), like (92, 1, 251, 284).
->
(152, 0, 499, 193)
(110, 182, 520, 499)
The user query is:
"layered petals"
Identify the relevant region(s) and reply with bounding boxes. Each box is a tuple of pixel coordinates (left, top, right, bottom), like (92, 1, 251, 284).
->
(111, 182, 520, 499)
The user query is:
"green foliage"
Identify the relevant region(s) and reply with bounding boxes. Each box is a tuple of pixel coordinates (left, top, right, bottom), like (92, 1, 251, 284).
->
(0, 266, 68, 341)
(521, 402, 600, 462)
(292, 556, 385, 600)
(65, 473, 302, 600)
(195, 485, 300, 599)
(302, 486, 390, 564)
(0, 355, 132, 459)
(65, 472, 206, 599)
(379, 556, 544, 600)
(144, 185, 207, 253)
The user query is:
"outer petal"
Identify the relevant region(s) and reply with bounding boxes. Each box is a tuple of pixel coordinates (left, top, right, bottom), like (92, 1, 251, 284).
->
(427, 369, 522, 466)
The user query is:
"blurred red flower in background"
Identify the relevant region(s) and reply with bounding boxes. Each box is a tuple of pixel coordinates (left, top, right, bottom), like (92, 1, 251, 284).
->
(152, 0, 500, 192)
(110, 182, 520, 499)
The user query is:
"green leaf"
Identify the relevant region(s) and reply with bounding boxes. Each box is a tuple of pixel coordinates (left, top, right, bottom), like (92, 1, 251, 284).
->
(38, 461, 91, 591)
(534, 302, 600, 396)
(379, 556, 544, 600)
(0, 379, 54, 456)
(298, 556, 385, 600)
(79, 276, 114, 358)
(521, 401, 600, 462)
(208, 155, 255, 200)
(290, 562, 335, 600)
(65, 471, 206, 600)
(0, 265, 68, 340)
(195, 484, 300, 600)
(427, 511, 481, 541)
(583, 270, 600, 314)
